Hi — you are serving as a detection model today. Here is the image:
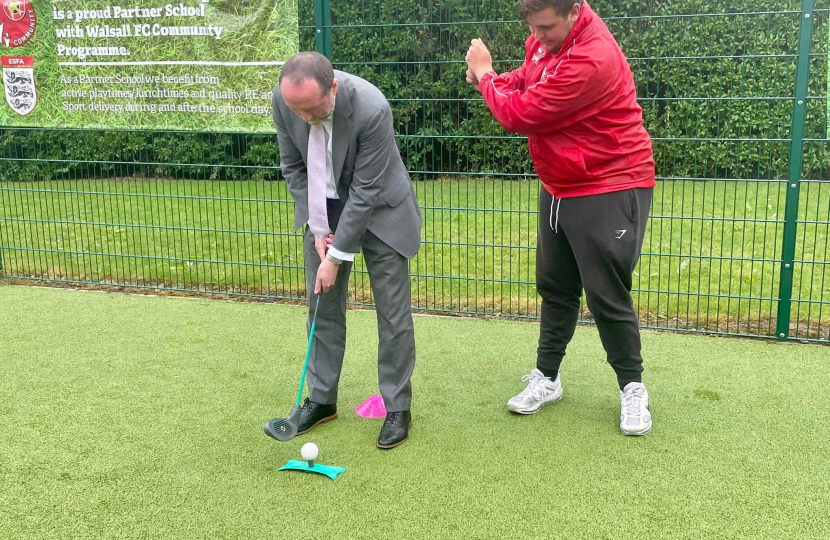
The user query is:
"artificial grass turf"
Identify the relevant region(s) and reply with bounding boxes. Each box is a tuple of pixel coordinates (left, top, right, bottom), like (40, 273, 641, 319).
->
(1, 285, 828, 539)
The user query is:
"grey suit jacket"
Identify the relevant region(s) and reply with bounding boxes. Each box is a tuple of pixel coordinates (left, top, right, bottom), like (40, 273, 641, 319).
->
(272, 71, 422, 259)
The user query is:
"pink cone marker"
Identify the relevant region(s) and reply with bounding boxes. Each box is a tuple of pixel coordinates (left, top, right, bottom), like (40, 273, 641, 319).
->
(355, 395, 386, 418)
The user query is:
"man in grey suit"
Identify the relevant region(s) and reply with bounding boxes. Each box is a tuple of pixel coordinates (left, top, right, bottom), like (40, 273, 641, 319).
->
(267, 52, 421, 449)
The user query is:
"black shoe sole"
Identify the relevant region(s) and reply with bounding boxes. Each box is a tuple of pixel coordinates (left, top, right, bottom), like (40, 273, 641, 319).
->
(296, 413, 338, 436)
(376, 422, 412, 449)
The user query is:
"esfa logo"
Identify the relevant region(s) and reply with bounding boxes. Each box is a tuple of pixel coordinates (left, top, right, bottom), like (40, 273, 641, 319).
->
(2, 56, 36, 115)
(0, 0, 37, 47)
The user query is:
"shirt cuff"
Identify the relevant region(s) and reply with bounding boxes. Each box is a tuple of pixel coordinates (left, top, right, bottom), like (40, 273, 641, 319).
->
(327, 247, 357, 262)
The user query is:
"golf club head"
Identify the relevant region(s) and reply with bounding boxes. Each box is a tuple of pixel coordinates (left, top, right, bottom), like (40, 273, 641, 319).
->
(264, 295, 319, 442)
(263, 406, 302, 442)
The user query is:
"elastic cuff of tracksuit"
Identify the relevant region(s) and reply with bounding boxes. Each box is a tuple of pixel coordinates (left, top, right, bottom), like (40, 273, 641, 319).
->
(616, 375, 643, 391)
(535, 364, 561, 381)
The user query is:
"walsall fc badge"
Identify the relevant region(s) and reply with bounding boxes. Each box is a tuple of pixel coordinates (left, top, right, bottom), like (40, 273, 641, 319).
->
(1, 0, 37, 47)
(2, 56, 36, 115)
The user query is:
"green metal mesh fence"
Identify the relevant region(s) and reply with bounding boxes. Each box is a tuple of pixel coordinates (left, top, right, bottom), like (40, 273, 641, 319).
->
(1, 0, 828, 342)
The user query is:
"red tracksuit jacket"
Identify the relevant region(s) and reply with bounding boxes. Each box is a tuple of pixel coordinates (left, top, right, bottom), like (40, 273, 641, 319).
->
(479, 1, 656, 198)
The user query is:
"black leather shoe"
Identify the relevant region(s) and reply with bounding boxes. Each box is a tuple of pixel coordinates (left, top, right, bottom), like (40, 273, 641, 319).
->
(296, 398, 338, 435)
(377, 410, 411, 449)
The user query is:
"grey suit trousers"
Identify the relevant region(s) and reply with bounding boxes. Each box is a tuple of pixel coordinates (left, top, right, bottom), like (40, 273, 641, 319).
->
(303, 227, 416, 412)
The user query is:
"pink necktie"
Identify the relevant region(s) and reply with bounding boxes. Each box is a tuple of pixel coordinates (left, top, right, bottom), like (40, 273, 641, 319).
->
(307, 124, 329, 238)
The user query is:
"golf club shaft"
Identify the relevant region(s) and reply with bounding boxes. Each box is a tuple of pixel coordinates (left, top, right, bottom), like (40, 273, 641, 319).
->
(295, 294, 321, 407)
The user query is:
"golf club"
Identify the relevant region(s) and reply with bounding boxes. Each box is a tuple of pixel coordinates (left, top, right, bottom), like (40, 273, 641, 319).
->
(264, 294, 321, 442)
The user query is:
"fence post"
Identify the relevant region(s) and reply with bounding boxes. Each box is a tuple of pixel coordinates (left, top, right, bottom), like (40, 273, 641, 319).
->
(314, 0, 333, 60)
(0, 209, 4, 276)
(776, 0, 816, 340)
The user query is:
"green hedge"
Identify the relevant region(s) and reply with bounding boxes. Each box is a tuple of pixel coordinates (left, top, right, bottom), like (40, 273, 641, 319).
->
(328, 0, 829, 181)
(0, 128, 283, 181)
(1, 0, 827, 181)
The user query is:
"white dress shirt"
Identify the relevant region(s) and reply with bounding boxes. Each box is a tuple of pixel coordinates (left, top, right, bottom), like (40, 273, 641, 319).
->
(319, 116, 356, 262)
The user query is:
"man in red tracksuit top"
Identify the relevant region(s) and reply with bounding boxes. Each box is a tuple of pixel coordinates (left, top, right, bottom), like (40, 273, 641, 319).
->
(466, 0, 655, 435)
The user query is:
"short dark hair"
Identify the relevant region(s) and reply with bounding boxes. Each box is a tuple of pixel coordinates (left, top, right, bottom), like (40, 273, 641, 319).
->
(279, 52, 335, 94)
(519, 0, 582, 19)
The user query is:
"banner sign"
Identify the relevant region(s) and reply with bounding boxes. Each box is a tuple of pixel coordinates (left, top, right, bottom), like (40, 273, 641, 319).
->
(0, 0, 298, 130)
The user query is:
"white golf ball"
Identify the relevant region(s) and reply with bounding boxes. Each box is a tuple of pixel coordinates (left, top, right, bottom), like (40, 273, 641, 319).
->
(301, 442, 319, 461)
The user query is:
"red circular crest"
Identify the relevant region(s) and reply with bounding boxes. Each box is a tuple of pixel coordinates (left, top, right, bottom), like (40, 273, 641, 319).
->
(1, 0, 37, 47)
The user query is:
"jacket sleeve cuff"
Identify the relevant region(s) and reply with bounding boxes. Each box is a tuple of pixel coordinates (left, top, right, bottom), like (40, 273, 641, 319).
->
(479, 71, 497, 84)
(327, 247, 357, 262)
